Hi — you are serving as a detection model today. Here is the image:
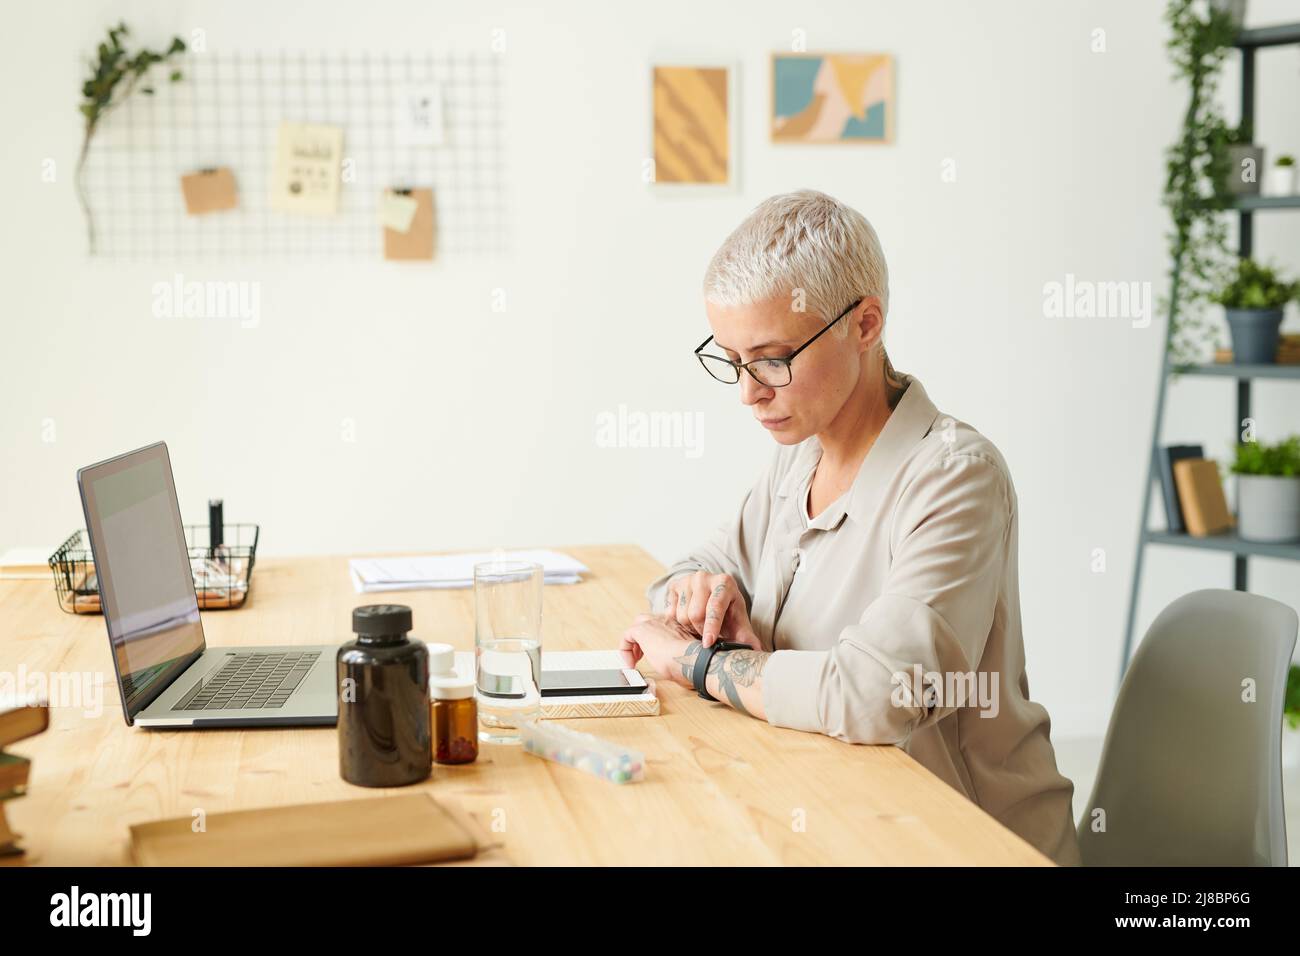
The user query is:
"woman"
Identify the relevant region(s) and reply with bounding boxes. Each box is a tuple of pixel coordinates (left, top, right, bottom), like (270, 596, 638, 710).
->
(619, 190, 1081, 866)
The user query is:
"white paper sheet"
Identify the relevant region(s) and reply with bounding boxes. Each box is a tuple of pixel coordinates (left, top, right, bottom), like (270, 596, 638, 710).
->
(348, 549, 589, 593)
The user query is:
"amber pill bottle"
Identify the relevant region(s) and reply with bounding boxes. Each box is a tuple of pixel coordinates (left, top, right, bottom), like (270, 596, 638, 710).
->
(430, 675, 479, 764)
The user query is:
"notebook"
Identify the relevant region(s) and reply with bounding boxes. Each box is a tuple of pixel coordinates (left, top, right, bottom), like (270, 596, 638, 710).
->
(1156, 444, 1203, 534)
(130, 793, 480, 867)
(453, 649, 660, 718)
(1172, 458, 1234, 537)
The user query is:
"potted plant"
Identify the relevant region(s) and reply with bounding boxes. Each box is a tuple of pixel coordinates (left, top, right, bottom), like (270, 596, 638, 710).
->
(1210, 0, 1248, 30)
(1285, 664, 1300, 773)
(1265, 154, 1296, 197)
(1210, 258, 1299, 363)
(1231, 435, 1300, 542)
(1162, 0, 1237, 369)
(1224, 122, 1264, 196)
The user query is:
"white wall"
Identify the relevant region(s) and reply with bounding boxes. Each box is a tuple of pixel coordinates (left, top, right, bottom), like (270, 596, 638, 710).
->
(3, 0, 1299, 740)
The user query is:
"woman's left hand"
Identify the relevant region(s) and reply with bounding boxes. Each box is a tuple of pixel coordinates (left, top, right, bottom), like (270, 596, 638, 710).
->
(619, 614, 699, 689)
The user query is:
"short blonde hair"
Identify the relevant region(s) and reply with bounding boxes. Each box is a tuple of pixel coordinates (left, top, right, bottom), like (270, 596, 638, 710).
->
(702, 190, 890, 340)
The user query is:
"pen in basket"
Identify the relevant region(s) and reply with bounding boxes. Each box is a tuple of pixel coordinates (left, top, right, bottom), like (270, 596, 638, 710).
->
(208, 499, 226, 568)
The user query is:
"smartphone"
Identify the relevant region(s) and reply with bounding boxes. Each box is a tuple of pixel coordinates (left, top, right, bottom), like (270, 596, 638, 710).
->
(540, 668, 648, 697)
(477, 671, 526, 699)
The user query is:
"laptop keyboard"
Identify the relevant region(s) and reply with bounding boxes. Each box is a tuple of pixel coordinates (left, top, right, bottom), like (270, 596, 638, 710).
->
(174, 652, 321, 711)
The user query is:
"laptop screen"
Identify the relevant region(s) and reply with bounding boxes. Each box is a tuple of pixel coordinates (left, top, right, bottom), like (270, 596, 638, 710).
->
(78, 442, 205, 723)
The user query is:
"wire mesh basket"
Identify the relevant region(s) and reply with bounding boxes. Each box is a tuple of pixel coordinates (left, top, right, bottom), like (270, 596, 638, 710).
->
(48, 523, 259, 614)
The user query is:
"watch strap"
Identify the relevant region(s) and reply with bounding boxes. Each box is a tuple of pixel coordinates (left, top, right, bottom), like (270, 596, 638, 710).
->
(694, 640, 751, 701)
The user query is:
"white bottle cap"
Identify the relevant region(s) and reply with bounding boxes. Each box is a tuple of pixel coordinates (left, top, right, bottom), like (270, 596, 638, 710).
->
(426, 643, 456, 676)
(430, 675, 475, 700)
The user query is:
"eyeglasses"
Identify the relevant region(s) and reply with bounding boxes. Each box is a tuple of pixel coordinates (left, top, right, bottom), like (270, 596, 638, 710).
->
(694, 298, 862, 388)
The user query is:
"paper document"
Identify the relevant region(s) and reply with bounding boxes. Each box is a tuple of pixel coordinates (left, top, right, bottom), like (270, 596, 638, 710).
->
(349, 550, 589, 593)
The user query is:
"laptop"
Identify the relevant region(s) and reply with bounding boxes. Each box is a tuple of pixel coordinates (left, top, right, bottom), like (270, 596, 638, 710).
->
(77, 441, 338, 728)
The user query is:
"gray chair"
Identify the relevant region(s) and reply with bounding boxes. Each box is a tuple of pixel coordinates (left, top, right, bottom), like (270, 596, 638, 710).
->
(1078, 588, 1297, 866)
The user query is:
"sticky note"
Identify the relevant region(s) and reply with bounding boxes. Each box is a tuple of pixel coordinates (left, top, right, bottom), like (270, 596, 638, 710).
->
(378, 190, 421, 233)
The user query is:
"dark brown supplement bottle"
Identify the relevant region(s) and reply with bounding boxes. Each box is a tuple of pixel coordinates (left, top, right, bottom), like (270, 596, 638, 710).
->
(337, 604, 432, 787)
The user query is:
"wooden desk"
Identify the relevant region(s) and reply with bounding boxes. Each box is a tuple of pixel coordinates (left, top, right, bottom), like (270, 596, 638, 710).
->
(0, 545, 1051, 865)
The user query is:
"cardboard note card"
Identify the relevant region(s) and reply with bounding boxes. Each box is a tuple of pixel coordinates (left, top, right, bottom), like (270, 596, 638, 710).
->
(383, 188, 435, 260)
(1173, 458, 1234, 537)
(270, 122, 343, 215)
(180, 167, 238, 215)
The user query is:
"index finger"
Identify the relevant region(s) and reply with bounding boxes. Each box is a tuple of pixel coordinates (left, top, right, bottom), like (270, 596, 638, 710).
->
(701, 581, 734, 647)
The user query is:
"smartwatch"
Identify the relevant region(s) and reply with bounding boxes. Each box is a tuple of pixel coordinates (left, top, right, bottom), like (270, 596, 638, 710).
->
(693, 640, 752, 701)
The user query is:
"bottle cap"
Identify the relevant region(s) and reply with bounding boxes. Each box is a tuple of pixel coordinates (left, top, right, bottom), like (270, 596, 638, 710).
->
(426, 643, 456, 675)
(352, 604, 412, 637)
(430, 675, 475, 700)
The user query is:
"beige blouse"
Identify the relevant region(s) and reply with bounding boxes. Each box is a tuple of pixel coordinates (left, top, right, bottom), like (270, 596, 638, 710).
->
(646, 375, 1081, 866)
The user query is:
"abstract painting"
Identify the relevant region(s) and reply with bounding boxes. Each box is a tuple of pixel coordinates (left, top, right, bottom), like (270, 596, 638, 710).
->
(652, 65, 732, 184)
(771, 53, 894, 144)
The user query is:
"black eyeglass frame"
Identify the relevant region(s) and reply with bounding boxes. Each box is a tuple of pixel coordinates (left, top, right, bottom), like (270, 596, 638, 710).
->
(693, 297, 864, 387)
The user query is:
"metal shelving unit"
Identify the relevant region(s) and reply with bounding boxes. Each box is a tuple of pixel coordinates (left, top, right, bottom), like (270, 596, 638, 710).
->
(1119, 21, 1300, 679)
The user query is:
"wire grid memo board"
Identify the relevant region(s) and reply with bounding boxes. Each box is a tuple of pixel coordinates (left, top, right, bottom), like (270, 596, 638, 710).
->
(82, 50, 508, 260)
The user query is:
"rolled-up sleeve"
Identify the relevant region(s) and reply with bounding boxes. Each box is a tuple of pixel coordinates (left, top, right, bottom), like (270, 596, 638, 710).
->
(762, 453, 1011, 745)
(645, 449, 782, 614)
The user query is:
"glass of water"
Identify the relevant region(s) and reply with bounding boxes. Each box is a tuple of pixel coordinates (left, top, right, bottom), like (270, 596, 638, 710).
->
(473, 560, 543, 744)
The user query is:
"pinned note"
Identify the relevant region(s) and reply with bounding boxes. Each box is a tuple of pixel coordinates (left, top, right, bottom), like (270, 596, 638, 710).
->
(378, 189, 421, 233)
(382, 188, 435, 261)
(270, 122, 344, 216)
(180, 167, 238, 215)
(394, 83, 445, 147)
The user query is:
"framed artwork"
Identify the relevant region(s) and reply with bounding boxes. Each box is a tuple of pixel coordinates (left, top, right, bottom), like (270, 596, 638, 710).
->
(771, 53, 894, 144)
(650, 63, 736, 187)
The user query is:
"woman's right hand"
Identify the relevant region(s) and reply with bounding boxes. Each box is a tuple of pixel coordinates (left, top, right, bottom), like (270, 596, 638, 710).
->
(661, 571, 762, 650)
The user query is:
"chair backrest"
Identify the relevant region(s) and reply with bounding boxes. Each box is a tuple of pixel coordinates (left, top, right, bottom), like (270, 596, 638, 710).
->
(1078, 588, 1297, 866)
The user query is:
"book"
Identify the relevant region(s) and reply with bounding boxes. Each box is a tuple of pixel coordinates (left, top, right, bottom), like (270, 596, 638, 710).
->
(0, 755, 29, 796)
(0, 699, 49, 749)
(1173, 458, 1234, 537)
(130, 793, 479, 867)
(452, 649, 661, 718)
(1157, 445, 1204, 534)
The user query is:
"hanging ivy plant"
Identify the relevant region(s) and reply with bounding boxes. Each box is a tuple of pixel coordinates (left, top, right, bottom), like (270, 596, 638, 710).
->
(77, 22, 186, 254)
(1161, 0, 1237, 369)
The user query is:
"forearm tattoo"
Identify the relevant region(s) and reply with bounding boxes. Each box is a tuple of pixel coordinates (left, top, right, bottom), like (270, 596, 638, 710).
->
(708, 649, 769, 716)
(673, 641, 702, 682)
